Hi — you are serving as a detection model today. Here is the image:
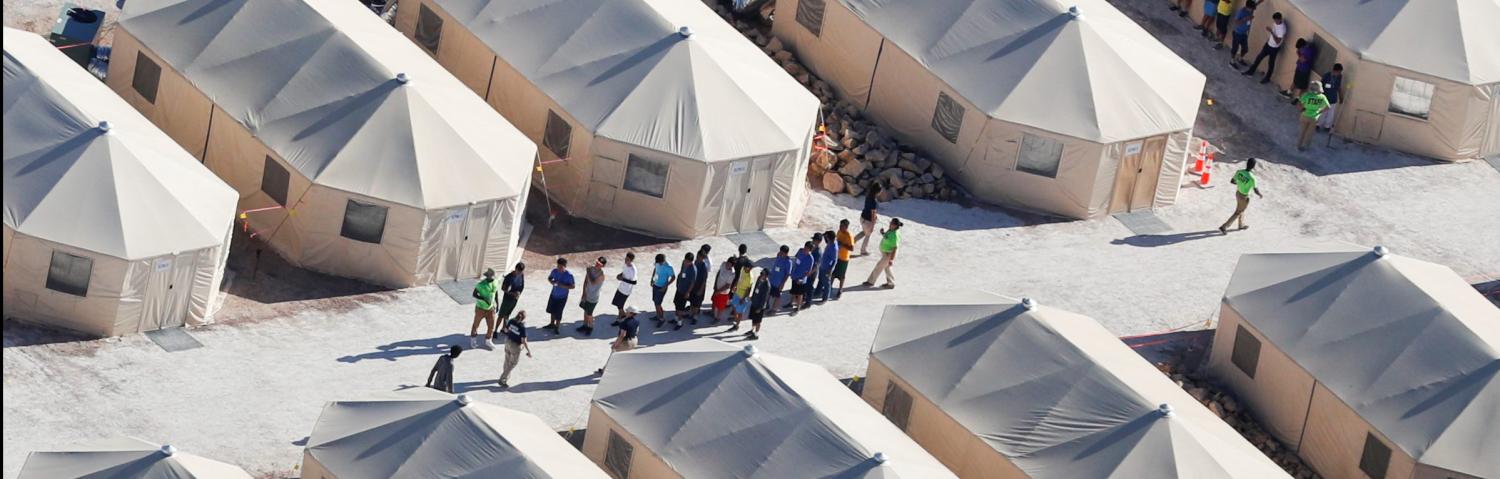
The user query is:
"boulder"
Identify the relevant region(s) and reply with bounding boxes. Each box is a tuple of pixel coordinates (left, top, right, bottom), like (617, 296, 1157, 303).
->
(822, 172, 845, 193)
(846, 182, 864, 197)
(931, 164, 945, 179)
(766, 37, 784, 53)
(887, 175, 907, 190)
(897, 158, 921, 172)
(772, 50, 794, 63)
(913, 156, 933, 171)
(838, 158, 868, 176)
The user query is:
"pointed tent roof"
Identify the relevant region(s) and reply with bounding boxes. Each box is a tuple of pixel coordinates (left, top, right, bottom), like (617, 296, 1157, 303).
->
(840, 0, 1204, 143)
(593, 338, 955, 478)
(3, 28, 236, 260)
(306, 388, 607, 478)
(1225, 247, 1500, 477)
(117, 0, 535, 209)
(433, 0, 820, 162)
(872, 294, 1287, 478)
(19, 437, 251, 479)
(1285, 0, 1500, 85)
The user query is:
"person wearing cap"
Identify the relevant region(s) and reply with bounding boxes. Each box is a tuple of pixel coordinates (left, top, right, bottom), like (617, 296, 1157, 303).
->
(545, 258, 575, 332)
(1296, 81, 1330, 151)
(426, 345, 461, 393)
(862, 218, 902, 289)
(1219, 158, 1265, 234)
(469, 269, 499, 350)
(612, 252, 638, 319)
(578, 257, 607, 336)
(497, 311, 532, 388)
(598, 307, 640, 375)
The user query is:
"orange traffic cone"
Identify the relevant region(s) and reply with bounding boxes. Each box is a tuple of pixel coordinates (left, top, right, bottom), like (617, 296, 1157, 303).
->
(1197, 167, 1213, 188)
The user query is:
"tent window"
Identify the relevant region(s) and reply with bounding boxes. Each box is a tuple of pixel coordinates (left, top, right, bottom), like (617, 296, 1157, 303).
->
(340, 199, 388, 244)
(604, 430, 633, 479)
(1388, 77, 1433, 120)
(1359, 433, 1390, 479)
(623, 154, 668, 198)
(543, 110, 572, 159)
(261, 156, 291, 206)
(1230, 325, 1261, 379)
(882, 382, 914, 431)
(415, 4, 443, 53)
(796, 0, 825, 36)
(1017, 133, 1063, 178)
(131, 51, 161, 104)
(931, 92, 964, 143)
(46, 251, 92, 297)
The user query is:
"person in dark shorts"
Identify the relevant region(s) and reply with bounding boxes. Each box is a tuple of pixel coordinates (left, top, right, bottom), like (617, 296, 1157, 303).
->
(834, 220, 854, 299)
(816, 231, 837, 303)
(577, 257, 606, 336)
(649, 253, 673, 322)
(612, 252, 637, 319)
(690, 244, 711, 321)
(803, 233, 822, 309)
(490, 263, 525, 342)
(768, 245, 791, 313)
(672, 252, 697, 330)
(597, 308, 640, 375)
(544, 258, 575, 332)
(744, 269, 771, 340)
(790, 242, 815, 315)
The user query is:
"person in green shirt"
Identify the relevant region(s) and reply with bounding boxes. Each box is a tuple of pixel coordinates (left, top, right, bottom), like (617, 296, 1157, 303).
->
(1296, 81, 1330, 151)
(862, 218, 903, 289)
(469, 268, 499, 350)
(1219, 158, 1264, 234)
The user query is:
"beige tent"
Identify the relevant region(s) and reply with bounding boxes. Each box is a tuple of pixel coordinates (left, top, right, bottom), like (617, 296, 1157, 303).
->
(1207, 246, 1500, 479)
(393, 0, 820, 238)
(302, 388, 608, 478)
(107, 0, 536, 288)
(866, 294, 1287, 478)
(19, 437, 251, 479)
(1225, 0, 1500, 161)
(584, 338, 955, 478)
(4, 28, 237, 337)
(773, 0, 1205, 219)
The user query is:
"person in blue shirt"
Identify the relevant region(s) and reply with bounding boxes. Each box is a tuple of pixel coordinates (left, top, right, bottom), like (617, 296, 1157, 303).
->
(790, 242, 815, 315)
(649, 254, 674, 323)
(768, 245, 792, 314)
(816, 231, 838, 303)
(1228, 0, 1257, 66)
(671, 252, 697, 330)
(544, 257, 575, 332)
(1317, 63, 1343, 132)
(803, 233, 822, 309)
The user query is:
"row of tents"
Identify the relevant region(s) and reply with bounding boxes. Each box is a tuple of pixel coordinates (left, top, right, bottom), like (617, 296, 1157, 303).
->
(24, 244, 1490, 478)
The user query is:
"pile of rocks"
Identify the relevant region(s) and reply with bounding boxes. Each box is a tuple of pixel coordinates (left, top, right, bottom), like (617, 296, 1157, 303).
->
(707, 1, 966, 202)
(1156, 356, 1321, 479)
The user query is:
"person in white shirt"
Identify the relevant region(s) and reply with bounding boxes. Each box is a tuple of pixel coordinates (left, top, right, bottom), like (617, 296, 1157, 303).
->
(1242, 11, 1286, 84)
(611, 252, 637, 319)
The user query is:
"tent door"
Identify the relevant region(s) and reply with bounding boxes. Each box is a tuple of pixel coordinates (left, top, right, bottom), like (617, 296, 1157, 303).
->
(456, 202, 493, 280)
(1110, 137, 1166, 213)
(139, 251, 196, 332)
(1354, 110, 1384, 142)
(440, 207, 468, 281)
(741, 156, 773, 232)
(1484, 91, 1500, 157)
(721, 160, 752, 233)
(588, 156, 621, 216)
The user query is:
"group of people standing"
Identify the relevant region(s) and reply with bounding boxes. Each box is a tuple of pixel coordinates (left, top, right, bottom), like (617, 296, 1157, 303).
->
(439, 183, 905, 390)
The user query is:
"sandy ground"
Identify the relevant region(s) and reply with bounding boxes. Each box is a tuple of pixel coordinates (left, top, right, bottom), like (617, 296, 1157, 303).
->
(5, 0, 1499, 477)
(3, 0, 118, 39)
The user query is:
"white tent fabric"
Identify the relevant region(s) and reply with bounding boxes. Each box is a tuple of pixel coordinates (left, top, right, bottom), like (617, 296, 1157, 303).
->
(838, 0, 1204, 143)
(304, 388, 607, 478)
(116, 0, 533, 209)
(432, 0, 819, 162)
(1224, 248, 1500, 477)
(593, 338, 955, 478)
(1285, 0, 1500, 85)
(19, 437, 252, 479)
(872, 295, 1286, 478)
(4, 27, 236, 261)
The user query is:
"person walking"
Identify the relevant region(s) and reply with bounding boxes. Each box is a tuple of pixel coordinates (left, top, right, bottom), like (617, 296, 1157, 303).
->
(816, 230, 837, 303)
(672, 252, 697, 330)
(425, 345, 461, 393)
(834, 220, 854, 299)
(744, 269, 771, 340)
(1283, 38, 1317, 100)
(1219, 158, 1265, 234)
(789, 242, 815, 316)
(577, 257, 606, 336)
(1228, 1, 1257, 66)
(853, 183, 882, 256)
(803, 233, 823, 309)
(597, 307, 640, 375)
(1243, 12, 1286, 84)
(612, 253, 637, 319)
(768, 245, 791, 314)
(469, 269, 499, 350)
(862, 218, 903, 289)
(544, 258, 575, 332)
(1317, 63, 1343, 132)
(649, 254, 674, 324)
(1212, 0, 1233, 46)
(690, 245, 712, 322)
(496, 311, 532, 388)
(1296, 81, 1330, 151)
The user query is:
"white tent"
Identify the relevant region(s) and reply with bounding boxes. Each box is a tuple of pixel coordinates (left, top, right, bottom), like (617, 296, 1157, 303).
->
(1209, 246, 1500, 479)
(866, 294, 1286, 478)
(302, 388, 607, 478)
(584, 338, 955, 478)
(108, 0, 536, 287)
(394, 0, 821, 238)
(4, 27, 237, 337)
(774, 0, 1205, 218)
(19, 437, 251, 479)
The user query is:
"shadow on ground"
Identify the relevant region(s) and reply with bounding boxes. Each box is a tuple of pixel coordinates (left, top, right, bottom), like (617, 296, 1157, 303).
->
(2, 321, 96, 348)
(223, 229, 390, 306)
(523, 189, 677, 257)
(1111, 230, 1224, 247)
(337, 333, 470, 363)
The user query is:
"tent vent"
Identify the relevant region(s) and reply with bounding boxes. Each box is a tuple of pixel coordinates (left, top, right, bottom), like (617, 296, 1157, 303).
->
(396, 72, 410, 84)
(1068, 6, 1080, 18)
(742, 345, 758, 357)
(873, 452, 888, 464)
(1021, 297, 1037, 310)
(678, 26, 693, 38)
(1158, 403, 1174, 417)
(97, 120, 112, 133)
(1373, 245, 1389, 257)
(160, 445, 177, 456)
(457, 394, 472, 406)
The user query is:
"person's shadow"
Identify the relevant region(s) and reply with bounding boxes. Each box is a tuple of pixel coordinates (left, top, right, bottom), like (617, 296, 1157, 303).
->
(336, 333, 469, 363)
(454, 374, 598, 393)
(1109, 230, 1223, 248)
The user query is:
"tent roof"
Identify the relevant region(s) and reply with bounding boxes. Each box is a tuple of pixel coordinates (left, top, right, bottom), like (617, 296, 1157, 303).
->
(1286, 0, 1500, 85)
(593, 338, 955, 478)
(117, 0, 535, 209)
(432, 0, 820, 162)
(872, 294, 1287, 478)
(1225, 247, 1500, 476)
(840, 0, 1204, 143)
(19, 436, 251, 479)
(306, 388, 607, 478)
(4, 28, 236, 260)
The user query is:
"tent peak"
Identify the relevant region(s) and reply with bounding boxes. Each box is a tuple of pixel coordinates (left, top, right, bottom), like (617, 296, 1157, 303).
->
(1068, 5, 1081, 18)
(395, 72, 410, 84)
(160, 444, 177, 456)
(1373, 245, 1390, 257)
(742, 344, 759, 357)
(97, 120, 112, 134)
(677, 26, 693, 38)
(873, 451, 889, 463)
(457, 394, 472, 406)
(1021, 297, 1037, 310)
(1157, 403, 1174, 417)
